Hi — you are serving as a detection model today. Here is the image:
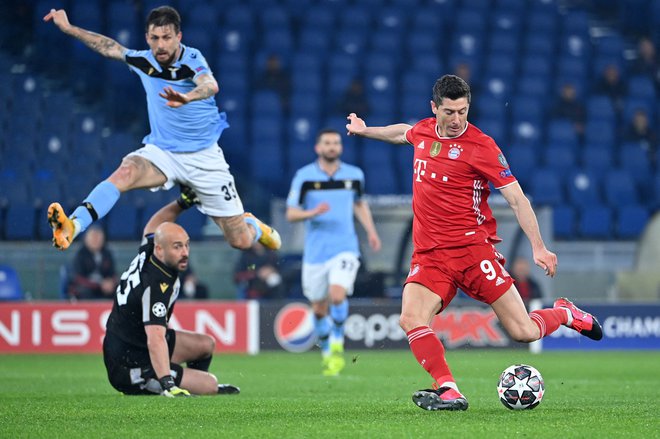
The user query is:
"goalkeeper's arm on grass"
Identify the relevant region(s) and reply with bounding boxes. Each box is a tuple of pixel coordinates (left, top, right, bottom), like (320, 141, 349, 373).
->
(145, 325, 190, 397)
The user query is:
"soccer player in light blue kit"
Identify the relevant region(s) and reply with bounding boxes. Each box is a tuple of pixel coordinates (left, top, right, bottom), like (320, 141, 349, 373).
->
(43, 6, 280, 252)
(286, 129, 381, 376)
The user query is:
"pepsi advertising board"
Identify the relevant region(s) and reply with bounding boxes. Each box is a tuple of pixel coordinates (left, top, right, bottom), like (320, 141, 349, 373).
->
(260, 300, 524, 351)
(539, 304, 660, 350)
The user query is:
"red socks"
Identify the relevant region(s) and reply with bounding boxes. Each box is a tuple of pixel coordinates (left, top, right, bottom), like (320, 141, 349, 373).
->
(407, 326, 453, 385)
(529, 308, 568, 338)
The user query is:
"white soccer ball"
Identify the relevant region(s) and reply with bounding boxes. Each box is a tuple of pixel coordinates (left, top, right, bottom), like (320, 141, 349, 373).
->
(497, 364, 544, 410)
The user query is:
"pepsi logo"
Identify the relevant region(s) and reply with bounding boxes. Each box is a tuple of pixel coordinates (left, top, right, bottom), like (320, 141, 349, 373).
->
(274, 303, 315, 353)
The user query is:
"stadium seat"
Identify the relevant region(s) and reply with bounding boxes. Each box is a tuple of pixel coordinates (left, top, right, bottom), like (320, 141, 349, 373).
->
(303, 5, 335, 31)
(503, 144, 538, 188)
(542, 145, 577, 178)
(106, 198, 140, 241)
(584, 120, 616, 150)
(618, 142, 653, 186)
(578, 205, 613, 239)
(0, 265, 23, 301)
(546, 119, 579, 147)
(566, 169, 602, 207)
(5, 202, 36, 241)
(603, 169, 639, 207)
(586, 95, 617, 124)
(615, 205, 650, 239)
(528, 168, 564, 206)
(581, 145, 614, 174)
(552, 204, 577, 240)
(176, 209, 207, 241)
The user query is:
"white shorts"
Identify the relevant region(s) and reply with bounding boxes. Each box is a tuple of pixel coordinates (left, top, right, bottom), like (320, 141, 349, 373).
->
(302, 252, 361, 302)
(127, 143, 244, 217)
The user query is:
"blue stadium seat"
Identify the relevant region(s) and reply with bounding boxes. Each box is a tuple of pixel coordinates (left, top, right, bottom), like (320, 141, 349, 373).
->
(581, 145, 614, 173)
(410, 53, 444, 79)
(106, 198, 140, 241)
(542, 145, 577, 178)
(262, 28, 294, 53)
(578, 205, 613, 239)
(217, 28, 252, 54)
(224, 5, 254, 29)
(5, 202, 36, 241)
(622, 97, 655, 124)
(616, 205, 650, 239)
(553, 204, 576, 240)
(488, 32, 520, 55)
(298, 27, 331, 53)
(618, 142, 653, 187)
(586, 95, 616, 124)
(303, 5, 335, 30)
(584, 120, 616, 149)
(407, 31, 440, 55)
(503, 144, 538, 188)
(517, 75, 550, 99)
(521, 55, 552, 78)
(370, 32, 402, 54)
(528, 168, 564, 206)
(250, 142, 286, 196)
(176, 209, 207, 241)
(475, 118, 507, 146)
(260, 6, 290, 29)
(627, 75, 657, 101)
(0, 265, 23, 301)
(566, 169, 602, 207)
(526, 11, 558, 35)
(524, 34, 556, 57)
(603, 169, 639, 207)
(546, 119, 579, 147)
(251, 90, 283, 119)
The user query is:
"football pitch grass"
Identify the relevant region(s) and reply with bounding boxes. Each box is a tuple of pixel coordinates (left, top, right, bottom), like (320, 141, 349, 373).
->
(1, 350, 658, 438)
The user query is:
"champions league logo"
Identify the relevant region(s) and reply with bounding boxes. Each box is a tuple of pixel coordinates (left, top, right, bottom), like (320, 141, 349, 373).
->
(274, 303, 316, 353)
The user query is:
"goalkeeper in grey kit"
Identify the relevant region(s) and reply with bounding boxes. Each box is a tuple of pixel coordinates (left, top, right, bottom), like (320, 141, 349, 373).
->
(102, 186, 239, 397)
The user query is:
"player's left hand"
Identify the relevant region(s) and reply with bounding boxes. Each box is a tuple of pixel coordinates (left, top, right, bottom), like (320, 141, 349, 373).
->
(533, 248, 557, 277)
(368, 233, 382, 252)
(159, 86, 190, 108)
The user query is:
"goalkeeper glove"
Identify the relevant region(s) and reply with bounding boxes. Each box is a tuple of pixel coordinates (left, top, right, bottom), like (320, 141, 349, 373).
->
(176, 185, 200, 210)
(159, 375, 191, 398)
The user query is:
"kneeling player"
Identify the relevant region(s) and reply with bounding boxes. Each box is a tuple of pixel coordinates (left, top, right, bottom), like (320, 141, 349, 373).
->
(102, 187, 239, 397)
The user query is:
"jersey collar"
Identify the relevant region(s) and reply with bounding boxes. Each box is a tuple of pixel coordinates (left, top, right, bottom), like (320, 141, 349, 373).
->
(434, 122, 469, 139)
(149, 255, 178, 278)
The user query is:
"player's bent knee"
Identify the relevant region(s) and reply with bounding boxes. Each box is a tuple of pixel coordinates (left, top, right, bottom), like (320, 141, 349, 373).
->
(399, 313, 421, 333)
(226, 235, 253, 250)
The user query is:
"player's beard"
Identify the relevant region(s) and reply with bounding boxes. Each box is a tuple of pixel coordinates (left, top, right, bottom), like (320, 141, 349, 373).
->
(320, 151, 340, 163)
(156, 50, 176, 67)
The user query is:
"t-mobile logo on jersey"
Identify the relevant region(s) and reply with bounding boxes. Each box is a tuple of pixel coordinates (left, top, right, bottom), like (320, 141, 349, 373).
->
(414, 159, 427, 182)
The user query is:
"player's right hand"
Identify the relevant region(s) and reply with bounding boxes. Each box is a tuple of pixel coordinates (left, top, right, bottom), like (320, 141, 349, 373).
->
(159, 374, 191, 398)
(177, 184, 200, 210)
(346, 113, 367, 136)
(161, 386, 191, 398)
(43, 9, 71, 32)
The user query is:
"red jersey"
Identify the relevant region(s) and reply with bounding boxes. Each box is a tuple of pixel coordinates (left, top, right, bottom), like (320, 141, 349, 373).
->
(405, 118, 517, 251)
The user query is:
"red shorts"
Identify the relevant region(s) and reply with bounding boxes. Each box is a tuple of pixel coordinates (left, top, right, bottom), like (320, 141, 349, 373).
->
(405, 242, 514, 311)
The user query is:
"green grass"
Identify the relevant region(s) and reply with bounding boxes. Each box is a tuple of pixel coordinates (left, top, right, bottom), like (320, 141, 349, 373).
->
(0, 350, 658, 438)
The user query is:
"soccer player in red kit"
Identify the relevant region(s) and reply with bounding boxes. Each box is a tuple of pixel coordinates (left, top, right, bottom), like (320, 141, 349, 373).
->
(346, 75, 602, 411)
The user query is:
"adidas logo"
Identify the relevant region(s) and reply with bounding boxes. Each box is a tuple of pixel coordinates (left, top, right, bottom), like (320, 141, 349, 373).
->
(495, 277, 505, 286)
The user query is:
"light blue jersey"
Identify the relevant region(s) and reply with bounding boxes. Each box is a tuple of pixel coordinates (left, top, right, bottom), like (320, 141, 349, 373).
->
(124, 44, 229, 152)
(287, 162, 365, 264)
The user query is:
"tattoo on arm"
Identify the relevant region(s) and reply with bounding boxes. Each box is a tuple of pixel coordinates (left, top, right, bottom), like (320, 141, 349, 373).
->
(187, 75, 218, 101)
(70, 26, 125, 60)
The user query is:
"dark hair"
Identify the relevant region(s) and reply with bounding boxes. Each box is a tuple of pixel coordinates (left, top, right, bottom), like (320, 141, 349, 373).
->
(146, 6, 181, 33)
(316, 128, 341, 143)
(432, 74, 471, 106)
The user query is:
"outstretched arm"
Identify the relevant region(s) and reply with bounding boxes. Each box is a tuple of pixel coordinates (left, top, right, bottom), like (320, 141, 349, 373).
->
(499, 182, 557, 277)
(346, 113, 412, 145)
(159, 73, 219, 108)
(354, 200, 381, 252)
(143, 186, 200, 235)
(43, 9, 126, 61)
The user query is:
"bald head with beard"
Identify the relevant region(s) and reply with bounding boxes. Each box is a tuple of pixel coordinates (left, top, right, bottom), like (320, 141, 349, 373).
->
(153, 222, 190, 271)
